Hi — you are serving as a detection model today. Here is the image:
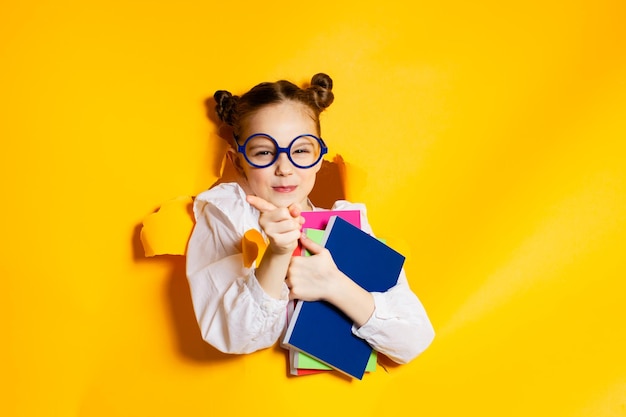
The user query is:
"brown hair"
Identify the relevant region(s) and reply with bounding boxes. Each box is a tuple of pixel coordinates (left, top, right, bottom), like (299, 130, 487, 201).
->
(213, 73, 334, 143)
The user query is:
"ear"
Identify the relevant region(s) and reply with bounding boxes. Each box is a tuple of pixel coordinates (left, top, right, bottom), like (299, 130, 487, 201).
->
(227, 148, 246, 176)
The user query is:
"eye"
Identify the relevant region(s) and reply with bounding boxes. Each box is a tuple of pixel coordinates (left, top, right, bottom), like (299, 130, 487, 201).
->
(251, 148, 275, 156)
(291, 138, 317, 155)
(245, 136, 276, 157)
(293, 145, 313, 154)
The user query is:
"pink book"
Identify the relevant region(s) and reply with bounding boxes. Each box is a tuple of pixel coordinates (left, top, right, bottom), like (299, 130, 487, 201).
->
(292, 210, 362, 256)
(301, 210, 361, 231)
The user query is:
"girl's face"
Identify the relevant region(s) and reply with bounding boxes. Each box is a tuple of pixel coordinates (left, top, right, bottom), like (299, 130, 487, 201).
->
(237, 101, 322, 210)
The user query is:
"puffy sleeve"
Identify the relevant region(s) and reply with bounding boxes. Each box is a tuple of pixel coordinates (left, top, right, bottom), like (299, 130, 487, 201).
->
(186, 184, 289, 354)
(331, 200, 436, 364)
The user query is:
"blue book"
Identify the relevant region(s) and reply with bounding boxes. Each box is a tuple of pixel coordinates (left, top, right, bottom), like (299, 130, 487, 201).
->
(282, 216, 405, 379)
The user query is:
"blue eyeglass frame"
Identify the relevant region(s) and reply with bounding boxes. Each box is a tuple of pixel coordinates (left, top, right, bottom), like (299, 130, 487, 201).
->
(234, 133, 328, 169)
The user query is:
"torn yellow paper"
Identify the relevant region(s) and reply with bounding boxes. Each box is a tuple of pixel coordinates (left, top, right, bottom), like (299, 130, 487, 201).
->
(140, 196, 195, 257)
(242, 229, 267, 268)
(139, 153, 344, 259)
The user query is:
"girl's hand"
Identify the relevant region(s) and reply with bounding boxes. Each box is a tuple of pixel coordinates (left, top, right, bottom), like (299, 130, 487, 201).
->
(246, 195, 305, 255)
(286, 232, 341, 301)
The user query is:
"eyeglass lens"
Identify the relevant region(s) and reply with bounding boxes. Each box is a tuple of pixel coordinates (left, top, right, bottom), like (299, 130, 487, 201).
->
(244, 135, 322, 168)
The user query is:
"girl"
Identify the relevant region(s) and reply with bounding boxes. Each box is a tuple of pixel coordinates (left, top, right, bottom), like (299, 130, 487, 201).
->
(186, 73, 434, 365)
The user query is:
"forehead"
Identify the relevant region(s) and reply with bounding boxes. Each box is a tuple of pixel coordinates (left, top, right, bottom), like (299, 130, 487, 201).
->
(241, 101, 317, 140)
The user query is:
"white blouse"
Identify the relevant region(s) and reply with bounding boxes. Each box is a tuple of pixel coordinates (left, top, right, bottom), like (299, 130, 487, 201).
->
(186, 182, 434, 364)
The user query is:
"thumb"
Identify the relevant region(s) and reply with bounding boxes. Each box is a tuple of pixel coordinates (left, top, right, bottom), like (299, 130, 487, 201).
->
(247, 195, 277, 213)
(288, 202, 305, 226)
(299, 232, 325, 255)
(287, 202, 302, 218)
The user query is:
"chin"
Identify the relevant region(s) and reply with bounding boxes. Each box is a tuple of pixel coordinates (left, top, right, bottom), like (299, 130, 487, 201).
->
(270, 193, 303, 208)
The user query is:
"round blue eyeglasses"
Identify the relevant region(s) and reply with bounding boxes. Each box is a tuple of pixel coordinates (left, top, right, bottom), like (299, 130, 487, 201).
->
(235, 133, 328, 169)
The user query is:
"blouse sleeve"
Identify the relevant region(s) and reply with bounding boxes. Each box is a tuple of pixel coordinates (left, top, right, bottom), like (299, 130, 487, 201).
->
(332, 201, 436, 364)
(186, 187, 289, 354)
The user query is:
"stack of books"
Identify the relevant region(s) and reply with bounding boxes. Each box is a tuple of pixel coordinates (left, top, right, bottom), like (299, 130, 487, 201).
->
(282, 210, 405, 379)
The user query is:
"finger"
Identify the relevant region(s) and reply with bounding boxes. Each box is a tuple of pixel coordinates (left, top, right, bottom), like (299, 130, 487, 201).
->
(299, 232, 325, 255)
(287, 202, 306, 227)
(260, 207, 302, 230)
(247, 195, 277, 212)
(287, 202, 302, 219)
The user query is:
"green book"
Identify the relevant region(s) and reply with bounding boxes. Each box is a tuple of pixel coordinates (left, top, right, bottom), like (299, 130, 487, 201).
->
(296, 348, 377, 371)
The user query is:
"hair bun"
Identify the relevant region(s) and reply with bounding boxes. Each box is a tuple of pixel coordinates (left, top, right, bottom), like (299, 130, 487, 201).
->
(311, 73, 333, 91)
(308, 73, 334, 110)
(214, 90, 239, 126)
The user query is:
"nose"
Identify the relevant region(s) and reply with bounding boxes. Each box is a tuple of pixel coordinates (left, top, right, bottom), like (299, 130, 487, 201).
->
(274, 152, 294, 176)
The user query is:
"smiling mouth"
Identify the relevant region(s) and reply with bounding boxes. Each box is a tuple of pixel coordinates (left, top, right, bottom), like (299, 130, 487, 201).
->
(273, 186, 296, 193)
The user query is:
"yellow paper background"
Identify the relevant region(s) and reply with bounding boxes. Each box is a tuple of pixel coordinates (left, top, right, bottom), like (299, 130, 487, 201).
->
(2, 1, 625, 416)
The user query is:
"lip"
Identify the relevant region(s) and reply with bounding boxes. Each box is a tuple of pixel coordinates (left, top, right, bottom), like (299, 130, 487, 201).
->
(272, 185, 297, 193)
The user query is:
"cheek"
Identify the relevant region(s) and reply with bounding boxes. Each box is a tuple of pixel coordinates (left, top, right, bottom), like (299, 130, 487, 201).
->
(299, 169, 318, 187)
(245, 168, 270, 189)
